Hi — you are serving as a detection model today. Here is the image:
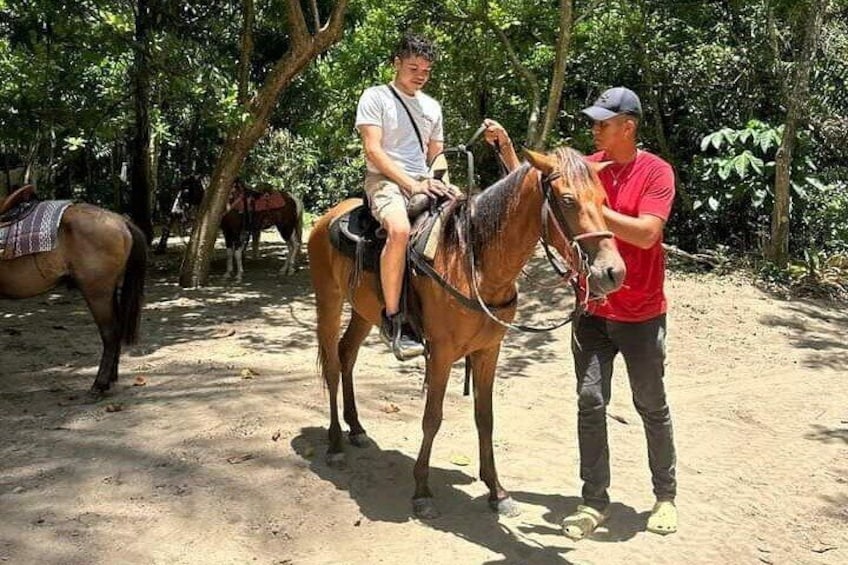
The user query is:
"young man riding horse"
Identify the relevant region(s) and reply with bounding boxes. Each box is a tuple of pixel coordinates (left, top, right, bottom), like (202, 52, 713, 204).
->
(355, 33, 458, 361)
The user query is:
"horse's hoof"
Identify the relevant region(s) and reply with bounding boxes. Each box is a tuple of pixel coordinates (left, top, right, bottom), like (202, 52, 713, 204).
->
(325, 452, 346, 468)
(412, 497, 440, 519)
(348, 432, 370, 448)
(489, 496, 521, 517)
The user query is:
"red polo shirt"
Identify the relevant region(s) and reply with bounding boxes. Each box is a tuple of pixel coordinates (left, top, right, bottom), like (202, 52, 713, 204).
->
(585, 150, 675, 322)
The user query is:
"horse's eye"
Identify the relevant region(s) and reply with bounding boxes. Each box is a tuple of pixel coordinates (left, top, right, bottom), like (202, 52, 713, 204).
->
(560, 193, 577, 209)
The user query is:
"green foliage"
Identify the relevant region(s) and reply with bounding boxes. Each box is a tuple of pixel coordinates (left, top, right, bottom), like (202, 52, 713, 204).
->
(696, 120, 779, 213)
(0, 0, 845, 266)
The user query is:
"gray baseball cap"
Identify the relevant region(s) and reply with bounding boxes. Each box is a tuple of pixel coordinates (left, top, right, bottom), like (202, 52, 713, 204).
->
(581, 87, 643, 120)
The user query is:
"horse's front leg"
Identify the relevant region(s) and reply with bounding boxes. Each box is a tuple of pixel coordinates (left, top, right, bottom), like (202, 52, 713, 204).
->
(234, 244, 245, 283)
(412, 350, 452, 519)
(225, 245, 235, 279)
(470, 347, 520, 517)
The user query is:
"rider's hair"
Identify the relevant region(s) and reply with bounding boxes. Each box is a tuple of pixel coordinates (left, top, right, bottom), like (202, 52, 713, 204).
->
(393, 33, 438, 62)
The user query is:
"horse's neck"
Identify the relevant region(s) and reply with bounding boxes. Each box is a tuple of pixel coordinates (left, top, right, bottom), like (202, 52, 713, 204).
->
(475, 171, 544, 299)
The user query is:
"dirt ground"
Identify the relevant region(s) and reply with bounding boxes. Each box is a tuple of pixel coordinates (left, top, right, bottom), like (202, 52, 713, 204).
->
(1, 231, 846, 565)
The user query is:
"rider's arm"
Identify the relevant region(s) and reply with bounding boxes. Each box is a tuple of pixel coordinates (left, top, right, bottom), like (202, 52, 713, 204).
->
(360, 125, 448, 198)
(426, 138, 444, 167)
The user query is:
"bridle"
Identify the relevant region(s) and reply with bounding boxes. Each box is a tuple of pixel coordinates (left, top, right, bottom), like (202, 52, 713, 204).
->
(538, 169, 613, 290)
(464, 167, 613, 333)
(407, 152, 615, 333)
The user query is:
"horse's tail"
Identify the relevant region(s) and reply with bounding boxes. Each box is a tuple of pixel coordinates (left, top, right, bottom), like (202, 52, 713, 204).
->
(119, 219, 148, 345)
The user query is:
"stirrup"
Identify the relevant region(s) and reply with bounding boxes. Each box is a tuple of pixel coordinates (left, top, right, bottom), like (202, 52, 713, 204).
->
(380, 311, 424, 361)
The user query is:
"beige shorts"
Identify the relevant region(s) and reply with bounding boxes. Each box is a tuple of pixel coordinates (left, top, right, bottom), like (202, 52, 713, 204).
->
(364, 172, 424, 224)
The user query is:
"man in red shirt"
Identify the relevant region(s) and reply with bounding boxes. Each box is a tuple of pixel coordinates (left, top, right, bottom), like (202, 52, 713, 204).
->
(567, 86, 677, 539)
(483, 86, 678, 539)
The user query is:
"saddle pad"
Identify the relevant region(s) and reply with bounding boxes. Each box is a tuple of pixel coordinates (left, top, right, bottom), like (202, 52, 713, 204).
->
(0, 200, 72, 260)
(232, 192, 287, 213)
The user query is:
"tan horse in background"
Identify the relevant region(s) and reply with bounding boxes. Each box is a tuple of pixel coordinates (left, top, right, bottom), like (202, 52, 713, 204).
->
(307, 148, 625, 519)
(0, 203, 147, 395)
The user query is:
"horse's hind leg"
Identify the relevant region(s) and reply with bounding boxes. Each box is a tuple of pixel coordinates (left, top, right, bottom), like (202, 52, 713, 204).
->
(80, 284, 122, 395)
(314, 282, 347, 465)
(279, 225, 301, 276)
(252, 230, 260, 260)
(339, 311, 373, 446)
(470, 347, 520, 516)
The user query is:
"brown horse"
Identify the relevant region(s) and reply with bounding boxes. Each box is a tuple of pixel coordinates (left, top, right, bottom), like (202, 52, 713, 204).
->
(220, 186, 303, 281)
(308, 148, 626, 519)
(0, 203, 147, 395)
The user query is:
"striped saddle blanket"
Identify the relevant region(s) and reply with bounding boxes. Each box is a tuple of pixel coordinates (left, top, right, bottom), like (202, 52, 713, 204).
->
(0, 200, 73, 260)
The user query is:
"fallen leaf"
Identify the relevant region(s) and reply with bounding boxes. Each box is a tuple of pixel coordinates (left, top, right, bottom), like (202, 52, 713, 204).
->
(226, 454, 254, 464)
(133, 376, 147, 386)
(240, 368, 258, 379)
(104, 404, 124, 413)
(380, 403, 400, 413)
(450, 453, 471, 466)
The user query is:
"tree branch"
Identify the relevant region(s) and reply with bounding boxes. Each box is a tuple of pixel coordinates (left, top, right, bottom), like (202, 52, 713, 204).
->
(476, 6, 542, 145)
(238, 0, 255, 104)
(286, 0, 309, 45)
(537, 0, 574, 148)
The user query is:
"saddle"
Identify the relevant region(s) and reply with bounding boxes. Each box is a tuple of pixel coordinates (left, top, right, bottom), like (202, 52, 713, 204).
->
(0, 185, 39, 225)
(329, 193, 455, 282)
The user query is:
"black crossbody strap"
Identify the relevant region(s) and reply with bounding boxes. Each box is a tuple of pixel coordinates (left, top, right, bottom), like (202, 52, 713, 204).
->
(388, 84, 425, 154)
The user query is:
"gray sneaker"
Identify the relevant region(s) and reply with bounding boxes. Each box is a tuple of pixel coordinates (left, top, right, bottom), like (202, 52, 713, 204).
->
(380, 311, 425, 361)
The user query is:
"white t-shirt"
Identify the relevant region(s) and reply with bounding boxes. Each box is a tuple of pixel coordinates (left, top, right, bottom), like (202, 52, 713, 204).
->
(355, 84, 444, 176)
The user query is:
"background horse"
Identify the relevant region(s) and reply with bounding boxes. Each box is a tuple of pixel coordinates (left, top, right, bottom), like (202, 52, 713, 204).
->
(308, 148, 626, 519)
(0, 203, 147, 395)
(154, 175, 205, 253)
(220, 184, 303, 281)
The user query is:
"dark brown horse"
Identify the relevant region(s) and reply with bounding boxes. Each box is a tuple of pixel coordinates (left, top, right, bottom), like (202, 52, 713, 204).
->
(308, 148, 626, 519)
(0, 203, 147, 394)
(220, 184, 303, 281)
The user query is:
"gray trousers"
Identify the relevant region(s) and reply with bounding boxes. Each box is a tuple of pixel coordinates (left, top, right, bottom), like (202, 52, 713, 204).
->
(571, 313, 677, 511)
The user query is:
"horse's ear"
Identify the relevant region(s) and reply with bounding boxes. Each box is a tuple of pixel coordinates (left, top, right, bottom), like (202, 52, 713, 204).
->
(585, 160, 613, 175)
(523, 149, 557, 175)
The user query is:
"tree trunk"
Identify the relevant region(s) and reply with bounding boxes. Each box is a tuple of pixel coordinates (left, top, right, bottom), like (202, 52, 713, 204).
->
(536, 0, 574, 149)
(238, 0, 255, 104)
(179, 0, 349, 288)
(633, 0, 693, 210)
(129, 0, 155, 242)
(766, 0, 827, 267)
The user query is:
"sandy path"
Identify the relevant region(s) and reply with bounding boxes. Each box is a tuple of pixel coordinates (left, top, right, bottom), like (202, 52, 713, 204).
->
(1, 236, 846, 565)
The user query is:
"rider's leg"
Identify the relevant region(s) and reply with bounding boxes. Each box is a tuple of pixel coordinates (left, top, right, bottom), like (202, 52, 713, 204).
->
(365, 175, 424, 360)
(380, 208, 410, 316)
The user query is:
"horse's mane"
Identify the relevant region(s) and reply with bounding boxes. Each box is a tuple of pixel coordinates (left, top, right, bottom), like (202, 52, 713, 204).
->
(442, 163, 532, 258)
(440, 146, 598, 261)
